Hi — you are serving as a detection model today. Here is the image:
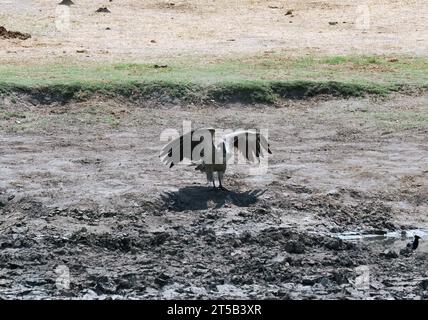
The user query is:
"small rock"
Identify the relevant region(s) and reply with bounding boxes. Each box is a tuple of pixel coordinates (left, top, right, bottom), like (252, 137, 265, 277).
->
(329, 21, 338, 25)
(326, 189, 340, 197)
(190, 286, 207, 296)
(370, 282, 383, 290)
(82, 289, 98, 299)
(419, 279, 428, 290)
(381, 249, 399, 259)
(324, 238, 343, 251)
(151, 232, 170, 245)
(53, 248, 66, 255)
(399, 247, 413, 256)
(306, 259, 316, 266)
(285, 10, 293, 16)
(0, 279, 12, 287)
(25, 278, 47, 286)
(284, 240, 305, 254)
(318, 277, 332, 287)
(150, 39, 157, 43)
(96, 7, 111, 13)
(117, 274, 137, 289)
(95, 277, 117, 294)
(302, 278, 316, 286)
(330, 227, 344, 233)
(21, 202, 36, 211)
(332, 271, 349, 285)
(155, 273, 171, 287)
(382, 280, 394, 287)
(271, 254, 286, 264)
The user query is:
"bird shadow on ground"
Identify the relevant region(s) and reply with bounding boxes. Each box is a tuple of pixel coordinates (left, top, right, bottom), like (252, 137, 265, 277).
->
(160, 186, 266, 212)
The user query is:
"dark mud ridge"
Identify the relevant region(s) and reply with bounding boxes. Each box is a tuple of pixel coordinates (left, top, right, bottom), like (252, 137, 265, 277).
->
(1, 81, 423, 106)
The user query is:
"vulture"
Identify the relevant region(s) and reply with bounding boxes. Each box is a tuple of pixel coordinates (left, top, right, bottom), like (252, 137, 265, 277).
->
(160, 128, 271, 190)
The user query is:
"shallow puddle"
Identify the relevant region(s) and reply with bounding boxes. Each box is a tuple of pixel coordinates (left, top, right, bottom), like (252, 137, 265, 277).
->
(336, 229, 428, 253)
(336, 229, 428, 242)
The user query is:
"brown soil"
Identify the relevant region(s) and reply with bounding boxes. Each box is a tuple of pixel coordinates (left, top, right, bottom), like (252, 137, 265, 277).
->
(0, 26, 31, 41)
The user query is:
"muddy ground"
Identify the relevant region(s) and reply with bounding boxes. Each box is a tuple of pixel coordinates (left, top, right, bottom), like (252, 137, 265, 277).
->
(0, 94, 427, 299)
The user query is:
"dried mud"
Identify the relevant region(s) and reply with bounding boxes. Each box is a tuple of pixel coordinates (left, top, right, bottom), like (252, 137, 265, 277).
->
(0, 94, 427, 299)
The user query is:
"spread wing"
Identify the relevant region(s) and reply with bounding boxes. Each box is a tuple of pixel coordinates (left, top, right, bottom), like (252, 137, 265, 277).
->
(160, 128, 215, 168)
(222, 130, 272, 163)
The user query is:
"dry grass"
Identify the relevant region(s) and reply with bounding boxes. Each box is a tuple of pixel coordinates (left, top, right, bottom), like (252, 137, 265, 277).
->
(0, 0, 426, 64)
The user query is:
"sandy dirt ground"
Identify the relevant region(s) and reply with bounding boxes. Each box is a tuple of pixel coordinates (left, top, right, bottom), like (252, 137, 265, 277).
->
(0, 94, 427, 299)
(0, 0, 427, 63)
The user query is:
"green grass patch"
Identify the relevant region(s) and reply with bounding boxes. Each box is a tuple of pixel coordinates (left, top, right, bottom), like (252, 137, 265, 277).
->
(0, 54, 427, 103)
(322, 56, 349, 65)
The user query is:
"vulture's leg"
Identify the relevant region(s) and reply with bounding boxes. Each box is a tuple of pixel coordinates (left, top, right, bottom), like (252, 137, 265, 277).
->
(218, 172, 228, 191)
(212, 180, 216, 188)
